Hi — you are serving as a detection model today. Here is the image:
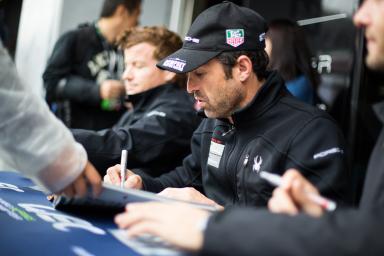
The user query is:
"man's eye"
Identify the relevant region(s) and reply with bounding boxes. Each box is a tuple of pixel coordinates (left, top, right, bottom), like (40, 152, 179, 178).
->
(195, 72, 205, 77)
(133, 62, 145, 68)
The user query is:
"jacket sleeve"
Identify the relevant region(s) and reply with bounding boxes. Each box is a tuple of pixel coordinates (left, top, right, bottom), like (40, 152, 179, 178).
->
(201, 207, 384, 256)
(142, 126, 204, 193)
(286, 116, 353, 205)
(42, 31, 101, 106)
(0, 45, 86, 193)
(72, 105, 198, 176)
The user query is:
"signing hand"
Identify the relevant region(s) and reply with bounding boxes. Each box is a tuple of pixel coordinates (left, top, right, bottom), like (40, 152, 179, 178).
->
(103, 164, 143, 190)
(158, 187, 224, 210)
(115, 202, 211, 251)
(268, 169, 324, 217)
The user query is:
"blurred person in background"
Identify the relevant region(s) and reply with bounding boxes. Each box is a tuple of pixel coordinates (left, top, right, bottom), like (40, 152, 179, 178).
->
(43, 0, 141, 130)
(73, 26, 200, 177)
(266, 19, 321, 106)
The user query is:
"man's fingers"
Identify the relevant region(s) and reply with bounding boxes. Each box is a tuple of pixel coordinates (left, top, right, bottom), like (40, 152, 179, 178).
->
(290, 175, 320, 205)
(83, 162, 102, 197)
(115, 203, 158, 229)
(115, 211, 143, 229)
(291, 179, 324, 217)
(106, 165, 122, 185)
(281, 169, 302, 190)
(72, 175, 87, 197)
(101, 80, 124, 99)
(124, 175, 142, 189)
(103, 174, 111, 183)
(61, 185, 75, 198)
(105, 165, 142, 189)
(268, 188, 299, 215)
(126, 222, 163, 239)
(157, 188, 175, 198)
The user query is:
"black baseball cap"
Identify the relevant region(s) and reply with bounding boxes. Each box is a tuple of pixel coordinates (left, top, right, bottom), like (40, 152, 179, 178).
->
(157, 1, 267, 74)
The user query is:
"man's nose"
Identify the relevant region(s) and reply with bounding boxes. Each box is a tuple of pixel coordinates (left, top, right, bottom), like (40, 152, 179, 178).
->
(186, 75, 198, 93)
(122, 66, 133, 81)
(353, 1, 370, 28)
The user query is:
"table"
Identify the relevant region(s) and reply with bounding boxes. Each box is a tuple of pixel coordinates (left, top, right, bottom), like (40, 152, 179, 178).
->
(0, 171, 183, 256)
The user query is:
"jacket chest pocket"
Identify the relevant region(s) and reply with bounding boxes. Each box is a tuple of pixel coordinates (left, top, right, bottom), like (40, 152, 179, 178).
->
(236, 138, 283, 207)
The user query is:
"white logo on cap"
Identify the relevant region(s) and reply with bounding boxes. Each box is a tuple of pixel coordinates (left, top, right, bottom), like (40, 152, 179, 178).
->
(163, 58, 186, 72)
(259, 32, 265, 42)
(185, 36, 200, 43)
(226, 29, 244, 47)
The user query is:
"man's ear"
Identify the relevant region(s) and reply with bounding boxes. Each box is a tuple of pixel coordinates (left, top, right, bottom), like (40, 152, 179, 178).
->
(115, 4, 127, 17)
(236, 55, 252, 82)
(163, 70, 176, 82)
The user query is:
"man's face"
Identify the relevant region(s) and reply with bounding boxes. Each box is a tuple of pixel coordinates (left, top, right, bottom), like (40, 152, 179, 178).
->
(119, 6, 140, 34)
(354, 0, 384, 70)
(265, 37, 272, 57)
(187, 59, 245, 119)
(122, 42, 170, 95)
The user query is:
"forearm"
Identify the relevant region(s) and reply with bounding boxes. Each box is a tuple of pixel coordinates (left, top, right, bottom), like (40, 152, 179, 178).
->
(9, 88, 86, 193)
(0, 46, 85, 193)
(202, 208, 384, 256)
(45, 75, 101, 105)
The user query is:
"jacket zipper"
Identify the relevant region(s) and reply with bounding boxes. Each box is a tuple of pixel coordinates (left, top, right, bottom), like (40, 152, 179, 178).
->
(241, 158, 248, 205)
(221, 125, 240, 203)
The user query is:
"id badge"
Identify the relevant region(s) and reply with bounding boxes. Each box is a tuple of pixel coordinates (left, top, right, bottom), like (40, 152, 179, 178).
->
(207, 139, 225, 168)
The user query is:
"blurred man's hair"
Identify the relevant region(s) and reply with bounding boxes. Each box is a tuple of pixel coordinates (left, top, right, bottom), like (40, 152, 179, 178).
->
(100, 0, 141, 17)
(118, 26, 186, 88)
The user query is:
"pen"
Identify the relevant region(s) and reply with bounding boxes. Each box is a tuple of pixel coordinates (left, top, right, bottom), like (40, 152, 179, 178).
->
(120, 149, 128, 188)
(259, 171, 337, 211)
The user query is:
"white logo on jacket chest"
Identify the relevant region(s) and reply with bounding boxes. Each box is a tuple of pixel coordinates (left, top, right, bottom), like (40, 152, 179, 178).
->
(252, 156, 263, 173)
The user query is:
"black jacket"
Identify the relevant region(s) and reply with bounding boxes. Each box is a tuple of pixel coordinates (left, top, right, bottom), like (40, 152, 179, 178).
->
(143, 71, 353, 207)
(43, 23, 125, 130)
(73, 83, 201, 176)
(201, 101, 384, 256)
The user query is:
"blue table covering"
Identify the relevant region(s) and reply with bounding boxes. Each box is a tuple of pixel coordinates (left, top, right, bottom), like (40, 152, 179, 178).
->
(0, 171, 140, 256)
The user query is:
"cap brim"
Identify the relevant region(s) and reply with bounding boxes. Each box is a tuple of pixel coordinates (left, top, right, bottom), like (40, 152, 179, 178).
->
(157, 48, 221, 74)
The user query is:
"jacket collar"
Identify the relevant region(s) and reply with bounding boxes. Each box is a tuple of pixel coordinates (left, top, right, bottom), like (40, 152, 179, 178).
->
(125, 83, 176, 109)
(197, 71, 288, 125)
(231, 71, 288, 125)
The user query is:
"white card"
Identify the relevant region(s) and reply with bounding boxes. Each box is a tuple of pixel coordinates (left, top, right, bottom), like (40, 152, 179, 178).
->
(207, 140, 225, 168)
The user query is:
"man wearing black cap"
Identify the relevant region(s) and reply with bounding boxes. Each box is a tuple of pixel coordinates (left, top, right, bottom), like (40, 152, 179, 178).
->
(114, 1, 384, 255)
(105, 2, 352, 208)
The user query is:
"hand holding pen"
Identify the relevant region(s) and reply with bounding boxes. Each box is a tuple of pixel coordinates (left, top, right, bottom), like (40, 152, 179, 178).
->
(103, 151, 143, 190)
(262, 169, 336, 217)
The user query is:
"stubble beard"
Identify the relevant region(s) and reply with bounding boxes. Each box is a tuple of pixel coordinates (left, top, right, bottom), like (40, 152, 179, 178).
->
(205, 87, 244, 119)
